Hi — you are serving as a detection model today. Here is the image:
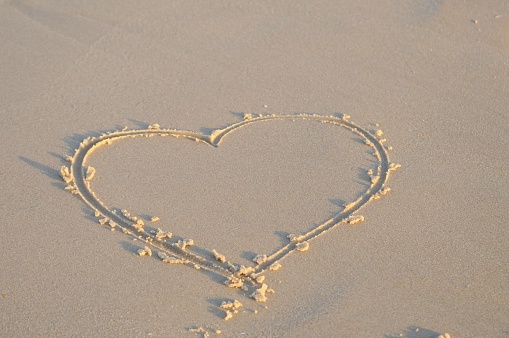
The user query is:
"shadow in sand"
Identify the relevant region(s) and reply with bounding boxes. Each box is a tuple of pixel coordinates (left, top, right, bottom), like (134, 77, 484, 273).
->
(19, 156, 60, 180)
(384, 325, 446, 338)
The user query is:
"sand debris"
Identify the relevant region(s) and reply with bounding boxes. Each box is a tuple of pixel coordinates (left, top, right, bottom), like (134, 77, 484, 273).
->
(375, 129, 384, 137)
(437, 334, 451, 338)
(60, 166, 70, 177)
(224, 276, 244, 288)
(154, 228, 172, 240)
(288, 234, 305, 242)
(221, 300, 242, 320)
(188, 326, 220, 337)
(269, 261, 282, 271)
(389, 163, 401, 171)
(251, 283, 275, 302)
(188, 327, 206, 334)
(296, 241, 310, 252)
(212, 249, 226, 263)
(133, 219, 145, 232)
(224, 310, 233, 321)
(148, 123, 160, 130)
(150, 216, 160, 222)
(85, 166, 96, 181)
(137, 246, 152, 257)
(345, 215, 365, 225)
(253, 254, 268, 264)
(121, 209, 142, 223)
(237, 265, 255, 276)
(255, 275, 266, 283)
(220, 299, 243, 310)
(174, 239, 194, 250)
(60, 166, 72, 184)
(163, 256, 187, 264)
(159, 252, 186, 264)
(226, 261, 237, 272)
(98, 217, 109, 225)
(342, 202, 356, 210)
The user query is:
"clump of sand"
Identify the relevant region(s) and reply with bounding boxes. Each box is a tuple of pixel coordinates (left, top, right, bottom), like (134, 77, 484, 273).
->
(237, 265, 255, 276)
(251, 284, 275, 302)
(224, 276, 244, 289)
(133, 219, 145, 232)
(154, 228, 172, 240)
(288, 234, 305, 242)
(220, 299, 243, 320)
(345, 215, 365, 225)
(137, 246, 152, 257)
(255, 275, 266, 284)
(253, 254, 268, 264)
(158, 252, 186, 264)
(212, 249, 226, 263)
(188, 326, 221, 337)
(60, 166, 72, 184)
(438, 334, 451, 338)
(174, 239, 194, 250)
(220, 299, 243, 310)
(295, 241, 309, 252)
(85, 166, 96, 181)
(269, 261, 282, 271)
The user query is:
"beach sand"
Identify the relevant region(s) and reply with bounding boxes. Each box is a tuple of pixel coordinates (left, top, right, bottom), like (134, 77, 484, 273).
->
(1, 1, 508, 337)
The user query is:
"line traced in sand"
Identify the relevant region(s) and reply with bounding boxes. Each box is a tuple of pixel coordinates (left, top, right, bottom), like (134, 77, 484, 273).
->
(61, 113, 399, 297)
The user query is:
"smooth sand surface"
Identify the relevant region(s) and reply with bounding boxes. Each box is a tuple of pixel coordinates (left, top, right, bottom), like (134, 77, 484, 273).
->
(1, 1, 508, 337)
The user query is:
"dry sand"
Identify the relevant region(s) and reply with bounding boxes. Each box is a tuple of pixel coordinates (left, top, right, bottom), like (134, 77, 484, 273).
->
(1, 1, 508, 337)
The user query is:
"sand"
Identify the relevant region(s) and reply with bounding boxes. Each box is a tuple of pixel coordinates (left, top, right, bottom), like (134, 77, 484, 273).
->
(1, 1, 508, 337)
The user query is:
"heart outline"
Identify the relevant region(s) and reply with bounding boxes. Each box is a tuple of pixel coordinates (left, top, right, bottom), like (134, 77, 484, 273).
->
(62, 113, 398, 288)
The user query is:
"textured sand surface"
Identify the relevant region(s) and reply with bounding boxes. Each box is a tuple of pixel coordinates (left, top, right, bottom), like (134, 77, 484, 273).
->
(1, 1, 508, 337)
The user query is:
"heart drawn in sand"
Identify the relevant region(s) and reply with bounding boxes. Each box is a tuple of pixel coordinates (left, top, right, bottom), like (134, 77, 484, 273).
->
(61, 113, 399, 302)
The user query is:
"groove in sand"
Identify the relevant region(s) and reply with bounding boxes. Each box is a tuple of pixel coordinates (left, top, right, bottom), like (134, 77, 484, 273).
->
(62, 113, 399, 298)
